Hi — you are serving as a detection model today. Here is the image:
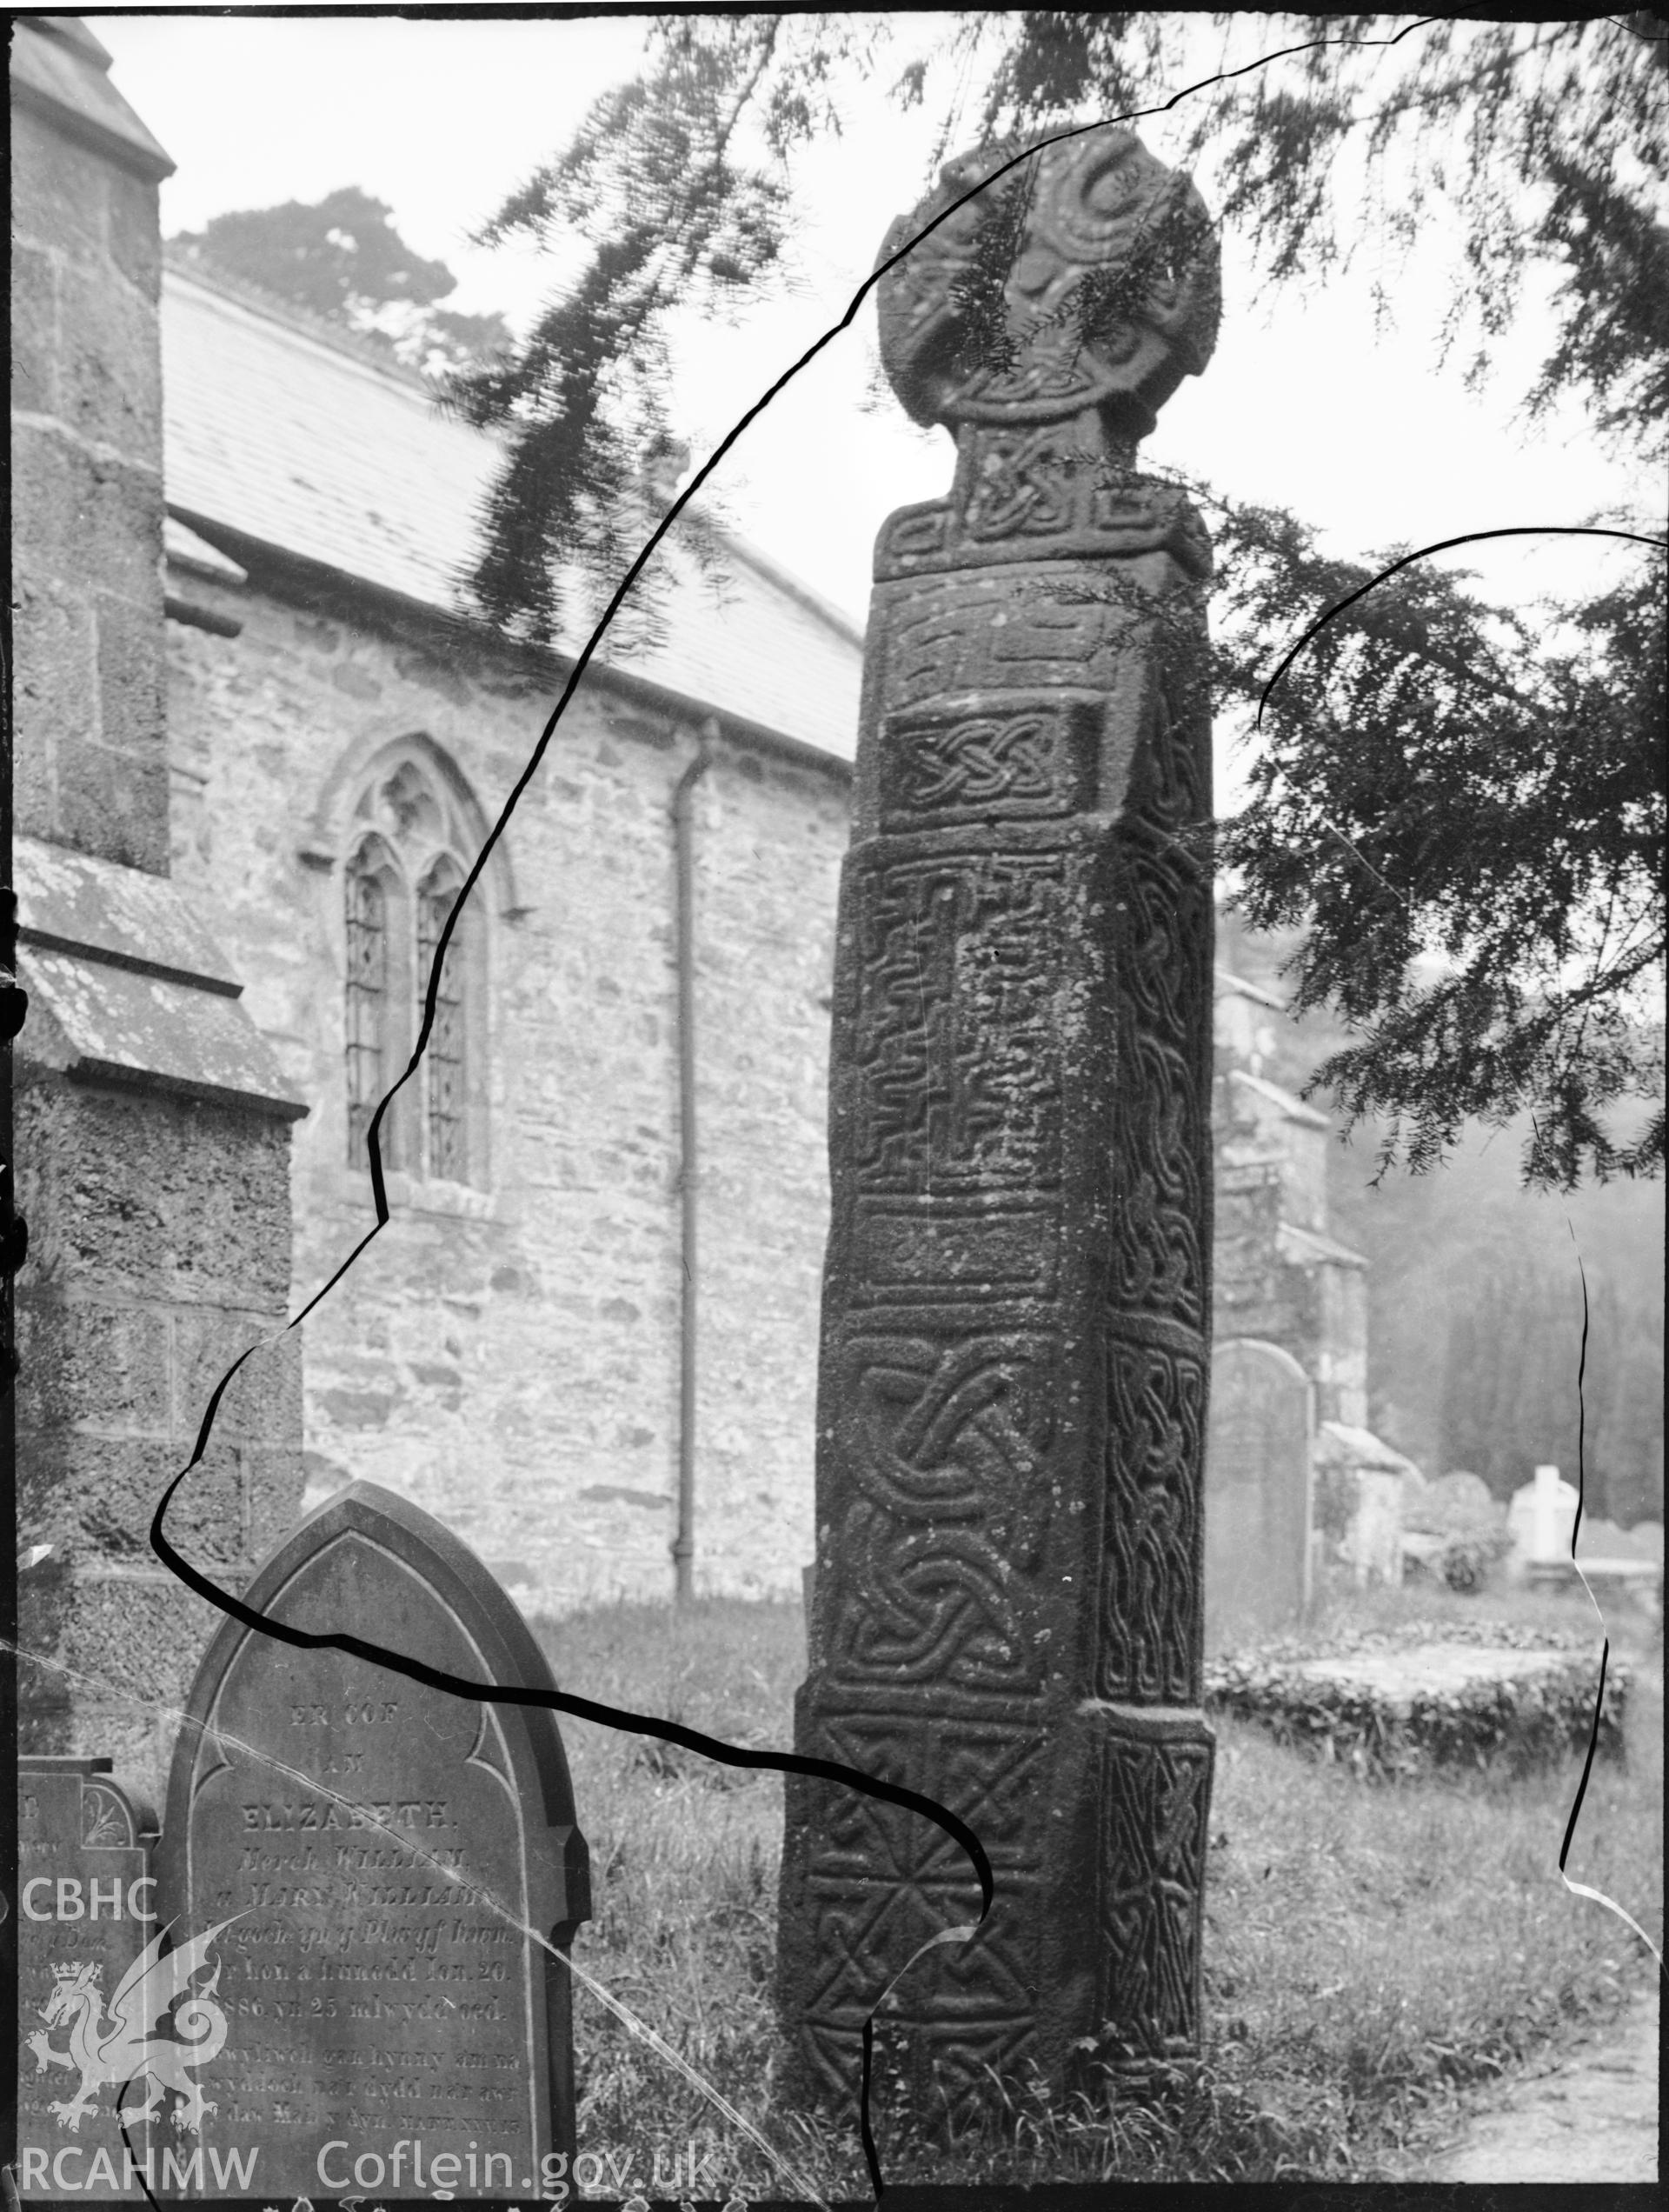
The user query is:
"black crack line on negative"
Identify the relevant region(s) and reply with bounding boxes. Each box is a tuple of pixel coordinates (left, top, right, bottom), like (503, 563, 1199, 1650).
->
(116, 2085, 156, 2212)
(1256, 525, 1668, 730)
(149, 17, 1486, 2197)
(1548, 1205, 1666, 1976)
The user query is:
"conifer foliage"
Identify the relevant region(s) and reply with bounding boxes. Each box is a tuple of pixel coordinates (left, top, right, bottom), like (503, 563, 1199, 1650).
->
(198, 20, 1669, 1185)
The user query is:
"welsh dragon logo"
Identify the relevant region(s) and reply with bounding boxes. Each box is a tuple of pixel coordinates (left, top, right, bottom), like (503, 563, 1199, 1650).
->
(26, 1919, 237, 2135)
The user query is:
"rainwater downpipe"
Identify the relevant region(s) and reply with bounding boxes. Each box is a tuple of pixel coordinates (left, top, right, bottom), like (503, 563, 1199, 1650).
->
(670, 720, 716, 1603)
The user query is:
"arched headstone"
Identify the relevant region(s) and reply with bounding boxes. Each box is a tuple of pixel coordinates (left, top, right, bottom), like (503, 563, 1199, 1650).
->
(158, 1481, 588, 2199)
(16, 1761, 158, 2185)
(1206, 1339, 1313, 1644)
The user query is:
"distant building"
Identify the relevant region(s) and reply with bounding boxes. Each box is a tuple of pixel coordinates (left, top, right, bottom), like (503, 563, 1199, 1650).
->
(1211, 968, 1410, 1590)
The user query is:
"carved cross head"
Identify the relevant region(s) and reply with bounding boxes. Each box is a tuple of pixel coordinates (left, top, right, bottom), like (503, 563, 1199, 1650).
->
(877, 126, 1220, 448)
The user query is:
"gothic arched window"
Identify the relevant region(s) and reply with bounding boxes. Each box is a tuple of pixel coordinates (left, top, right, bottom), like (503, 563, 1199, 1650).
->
(340, 748, 488, 1188)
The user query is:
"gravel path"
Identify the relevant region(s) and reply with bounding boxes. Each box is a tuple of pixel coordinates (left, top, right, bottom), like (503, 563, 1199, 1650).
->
(1417, 1982, 1659, 2182)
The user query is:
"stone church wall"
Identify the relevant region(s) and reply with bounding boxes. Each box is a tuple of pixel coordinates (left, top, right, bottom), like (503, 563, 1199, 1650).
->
(164, 556, 851, 1616)
(10, 86, 170, 869)
(11, 18, 306, 1798)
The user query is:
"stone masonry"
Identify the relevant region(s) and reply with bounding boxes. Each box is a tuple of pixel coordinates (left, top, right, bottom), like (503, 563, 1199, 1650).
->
(162, 535, 853, 1617)
(11, 19, 305, 1800)
(780, 130, 1222, 2123)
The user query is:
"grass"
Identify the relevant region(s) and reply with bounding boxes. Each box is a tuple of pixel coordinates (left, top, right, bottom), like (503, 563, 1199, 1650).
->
(535, 1582, 1662, 2200)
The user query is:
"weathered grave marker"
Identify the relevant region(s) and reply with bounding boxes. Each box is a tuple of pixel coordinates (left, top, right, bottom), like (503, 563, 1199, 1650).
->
(16, 1760, 159, 2193)
(157, 1481, 588, 2198)
(1205, 1338, 1313, 1643)
(780, 127, 1221, 2122)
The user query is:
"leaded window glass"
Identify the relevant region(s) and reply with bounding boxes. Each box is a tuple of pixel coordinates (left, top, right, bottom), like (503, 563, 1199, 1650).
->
(344, 852, 392, 1167)
(342, 745, 486, 1189)
(417, 861, 467, 1183)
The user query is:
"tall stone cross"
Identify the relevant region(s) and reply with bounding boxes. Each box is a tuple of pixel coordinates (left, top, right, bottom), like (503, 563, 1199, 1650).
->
(779, 128, 1222, 2126)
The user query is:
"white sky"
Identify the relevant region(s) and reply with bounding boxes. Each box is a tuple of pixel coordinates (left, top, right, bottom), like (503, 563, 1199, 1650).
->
(96, 6, 1654, 816)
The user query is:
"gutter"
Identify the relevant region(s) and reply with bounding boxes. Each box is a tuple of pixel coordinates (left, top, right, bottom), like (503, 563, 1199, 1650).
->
(670, 723, 716, 1603)
(163, 513, 859, 787)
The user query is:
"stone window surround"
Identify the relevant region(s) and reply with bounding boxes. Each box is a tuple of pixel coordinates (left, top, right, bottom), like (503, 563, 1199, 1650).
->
(301, 731, 507, 1197)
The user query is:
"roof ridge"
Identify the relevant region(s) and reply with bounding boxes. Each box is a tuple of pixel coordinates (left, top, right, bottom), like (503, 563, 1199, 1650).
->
(1227, 1066, 1333, 1126)
(162, 247, 437, 392)
(710, 524, 866, 645)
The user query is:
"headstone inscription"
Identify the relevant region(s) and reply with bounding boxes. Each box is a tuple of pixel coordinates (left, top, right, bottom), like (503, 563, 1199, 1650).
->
(1205, 1339, 1313, 1644)
(780, 126, 1221, 2123)
(16, 1760, 159, 2194)
(157, 1481, 589, 2199)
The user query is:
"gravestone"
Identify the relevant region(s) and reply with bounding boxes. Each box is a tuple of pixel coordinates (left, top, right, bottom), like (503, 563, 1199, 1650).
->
(780, 127, 1221, 2122)
(16, 1760, 158, 2193)
(157, 1481, 589, 2199)
(1507, 1464, 1579, 1576)
(1205, 1339, 1313, 1644)
(1426, 1471, 1496, 1523)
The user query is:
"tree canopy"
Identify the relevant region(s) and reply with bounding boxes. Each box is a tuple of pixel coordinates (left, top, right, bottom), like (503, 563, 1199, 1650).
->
(170, 184, 515, 380)
(1207, 494, 1663, 1185)
(357, 20, 1669, 1185)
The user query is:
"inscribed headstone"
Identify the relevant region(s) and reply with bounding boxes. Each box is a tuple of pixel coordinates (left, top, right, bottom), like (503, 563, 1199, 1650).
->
(1205, 1338, 1313, 1643)
(157, 1481, 589, 2199)
(16, 1760, 157, 2196)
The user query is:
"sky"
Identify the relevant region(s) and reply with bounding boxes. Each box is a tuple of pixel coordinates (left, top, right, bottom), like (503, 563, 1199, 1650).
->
(92, 6, 1656, 829)
(96, 15, 1650, 563)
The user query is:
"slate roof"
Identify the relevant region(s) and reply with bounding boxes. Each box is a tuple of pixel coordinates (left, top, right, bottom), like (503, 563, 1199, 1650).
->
(1277, 1220, 1368, 1271)
(1314, 1422, 1420, 1476)
(160, 264, 865, 763)
(1214, 965, 1286, 1011)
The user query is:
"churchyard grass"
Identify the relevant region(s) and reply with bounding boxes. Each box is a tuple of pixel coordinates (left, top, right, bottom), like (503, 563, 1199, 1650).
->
(537, 1589, 1662, 2195)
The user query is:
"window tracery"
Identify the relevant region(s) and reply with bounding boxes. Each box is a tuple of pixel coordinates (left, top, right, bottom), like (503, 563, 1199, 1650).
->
(339, 747, 486, 1187)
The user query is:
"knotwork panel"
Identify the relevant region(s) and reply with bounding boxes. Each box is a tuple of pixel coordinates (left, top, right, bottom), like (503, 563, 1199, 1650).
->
(1097, 1722, 1213, 2060)
(1107, 826, 1212, 1333)
(879, 694, 1100, 829)
(848, 851, 1073, 1196)
(790, 1712, 1050, 2109)
(1099, 1331, 1206, 1704)
(823, 1331, 1061, 1695)
(876, 573, 1112, 711)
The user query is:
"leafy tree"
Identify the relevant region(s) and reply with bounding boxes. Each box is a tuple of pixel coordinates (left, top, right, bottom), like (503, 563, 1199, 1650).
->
(440, 15, 1664, 1185)
(170, 184, 515, 379)
(1208, 496, 1664, 1185)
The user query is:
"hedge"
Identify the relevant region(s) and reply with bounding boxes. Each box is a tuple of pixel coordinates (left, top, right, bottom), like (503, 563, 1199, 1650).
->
(1203, 1618, 1630, 1781)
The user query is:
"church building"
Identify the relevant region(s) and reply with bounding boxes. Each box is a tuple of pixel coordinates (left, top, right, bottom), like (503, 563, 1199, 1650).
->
(155, 257, 862, 1621)
(13, 22, 1418, 1798)
(12, 17, 861, 1802)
